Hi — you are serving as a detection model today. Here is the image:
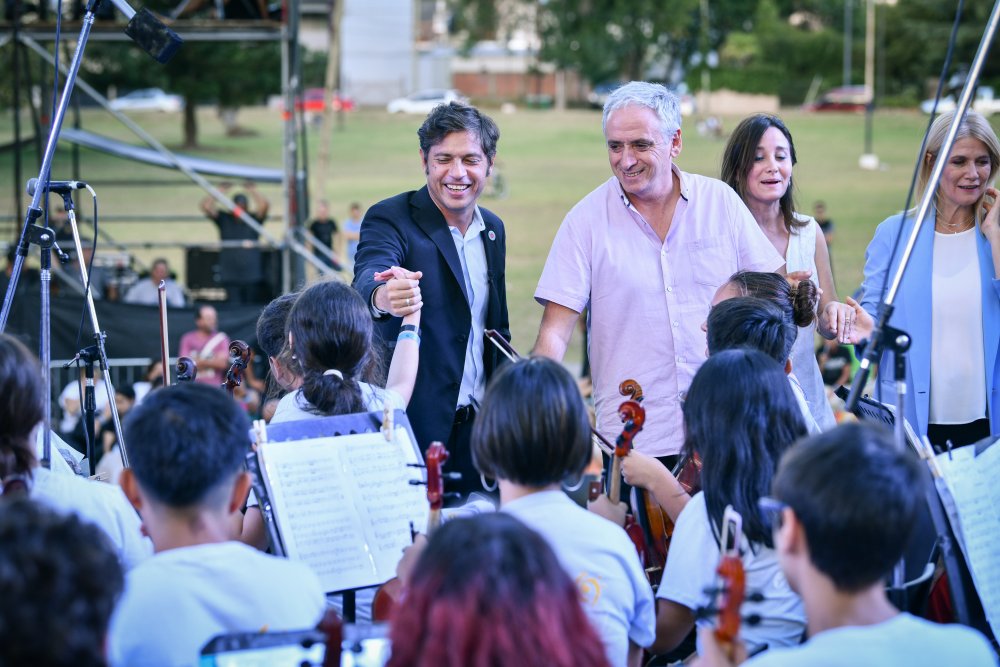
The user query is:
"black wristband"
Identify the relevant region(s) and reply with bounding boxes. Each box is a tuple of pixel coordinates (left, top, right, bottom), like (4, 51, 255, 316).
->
(400, 324, 419, 334)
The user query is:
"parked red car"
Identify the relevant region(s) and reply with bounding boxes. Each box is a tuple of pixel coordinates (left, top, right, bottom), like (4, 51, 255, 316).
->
(280, 88, 355, 115)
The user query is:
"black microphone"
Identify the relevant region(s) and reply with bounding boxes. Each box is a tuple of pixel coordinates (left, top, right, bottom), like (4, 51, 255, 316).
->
(26, 178, 88, 196)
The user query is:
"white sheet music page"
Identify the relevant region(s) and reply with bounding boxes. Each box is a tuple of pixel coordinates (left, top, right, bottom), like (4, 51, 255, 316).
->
(936, 442, 1000, 639)
(258, 426, 428, 593)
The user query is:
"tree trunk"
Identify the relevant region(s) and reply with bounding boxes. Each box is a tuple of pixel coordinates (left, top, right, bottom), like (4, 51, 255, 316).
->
(183, 95, 198, 148)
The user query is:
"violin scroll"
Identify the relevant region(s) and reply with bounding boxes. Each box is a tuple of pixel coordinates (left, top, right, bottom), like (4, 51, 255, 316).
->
(223, 340, 253, 397)
(618, 378, 644, 402)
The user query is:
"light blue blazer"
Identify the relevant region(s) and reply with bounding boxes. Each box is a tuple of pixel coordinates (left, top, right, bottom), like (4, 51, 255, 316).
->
(860, 211, 1000, 438)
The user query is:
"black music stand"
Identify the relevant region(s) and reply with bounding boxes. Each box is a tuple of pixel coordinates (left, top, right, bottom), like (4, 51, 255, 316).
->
(836, 387, 991, 636)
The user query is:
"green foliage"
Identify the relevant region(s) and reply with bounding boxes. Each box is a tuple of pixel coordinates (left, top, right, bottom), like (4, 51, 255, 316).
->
(704, 0, 843, 104)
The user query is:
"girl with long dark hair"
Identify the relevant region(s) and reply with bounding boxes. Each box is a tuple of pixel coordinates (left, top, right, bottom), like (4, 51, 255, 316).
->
(649, 349, 807, 657)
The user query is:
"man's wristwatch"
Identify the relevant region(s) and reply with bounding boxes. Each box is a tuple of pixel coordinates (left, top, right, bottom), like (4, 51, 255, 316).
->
(370, 284, 390, 318)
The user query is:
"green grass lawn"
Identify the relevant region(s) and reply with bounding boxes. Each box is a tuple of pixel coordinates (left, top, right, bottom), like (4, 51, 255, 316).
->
(1, 105, 990, 358)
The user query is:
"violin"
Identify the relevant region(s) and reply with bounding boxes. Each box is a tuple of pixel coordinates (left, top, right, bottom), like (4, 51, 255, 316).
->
(698, 506, 749, 661)
(372, 441, 450, 621)
(223, 340, 252, 397)
(604, 392, 656, 576)
(616, 379, 702, 583)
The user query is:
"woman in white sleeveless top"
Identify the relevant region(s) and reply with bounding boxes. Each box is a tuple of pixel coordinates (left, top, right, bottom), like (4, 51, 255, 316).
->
(722, 114, 863, 430)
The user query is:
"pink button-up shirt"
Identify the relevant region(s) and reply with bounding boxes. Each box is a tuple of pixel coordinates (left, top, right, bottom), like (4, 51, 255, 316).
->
(536, 167, 783, 456)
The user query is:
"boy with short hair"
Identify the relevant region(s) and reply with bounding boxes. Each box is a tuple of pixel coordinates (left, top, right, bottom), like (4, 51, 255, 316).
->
(695, 423, 996, 667)
(110, 383, 324, 667)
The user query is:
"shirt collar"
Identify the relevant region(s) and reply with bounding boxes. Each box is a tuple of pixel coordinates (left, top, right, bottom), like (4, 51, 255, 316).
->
(614, 163, 690, 211)
(450, 207, 486, 241)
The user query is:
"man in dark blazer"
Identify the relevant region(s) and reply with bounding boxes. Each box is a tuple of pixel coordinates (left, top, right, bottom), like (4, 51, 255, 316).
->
(353, 102, 510, 498)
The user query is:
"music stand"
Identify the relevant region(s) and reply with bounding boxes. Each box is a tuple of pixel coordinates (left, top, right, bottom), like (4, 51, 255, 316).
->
(837, 387, 989, 634)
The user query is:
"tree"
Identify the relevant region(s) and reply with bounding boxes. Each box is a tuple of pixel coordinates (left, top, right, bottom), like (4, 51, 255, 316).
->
(81, 38, 280, 148)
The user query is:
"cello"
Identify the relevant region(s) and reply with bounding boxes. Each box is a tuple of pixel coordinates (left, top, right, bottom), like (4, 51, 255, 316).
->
(371, 441, 450, 621)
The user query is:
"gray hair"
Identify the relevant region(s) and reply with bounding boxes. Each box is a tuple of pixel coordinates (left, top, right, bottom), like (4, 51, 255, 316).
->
(602, 81, 682, 142)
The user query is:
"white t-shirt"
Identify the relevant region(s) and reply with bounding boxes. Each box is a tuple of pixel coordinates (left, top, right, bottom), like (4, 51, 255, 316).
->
(503, 490, 656, 666)
(109, 541, 325, 667)
(270, 382, 405, 424)
(930, 228, 986, 424)
(789, 373, 821, 435)
(745, 612, 996, 667)
(657, 493, 805, 655)
(30, 465, 152, 570)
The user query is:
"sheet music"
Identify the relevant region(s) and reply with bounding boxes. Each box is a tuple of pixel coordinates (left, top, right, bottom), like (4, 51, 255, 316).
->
(259, 427, 428, 593)
(936, 442, 1000, 639)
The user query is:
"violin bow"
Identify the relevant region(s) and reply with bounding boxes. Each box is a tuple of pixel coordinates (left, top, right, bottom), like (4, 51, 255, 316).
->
(157, 281, 172, 386)
(484, 329, 615, 456)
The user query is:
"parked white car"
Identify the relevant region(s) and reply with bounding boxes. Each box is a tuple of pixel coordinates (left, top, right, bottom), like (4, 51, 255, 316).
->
(386, 89, 465, 114)
(109, 88, 184, 113)
(920, 87, 1000, 116)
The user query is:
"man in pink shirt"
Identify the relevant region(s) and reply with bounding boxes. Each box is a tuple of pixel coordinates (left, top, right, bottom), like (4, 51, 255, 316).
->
(178, 304, 231, 386)
(533, 81, 783, 465)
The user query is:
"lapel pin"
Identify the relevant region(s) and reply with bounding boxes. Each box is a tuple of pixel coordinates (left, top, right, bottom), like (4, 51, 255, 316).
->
(488, 230, 496, 241)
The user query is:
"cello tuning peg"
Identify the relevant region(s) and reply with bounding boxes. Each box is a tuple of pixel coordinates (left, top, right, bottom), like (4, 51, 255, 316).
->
(408, 479, 427, 487)
(444, 492, 462, 500)
(443, 472, 463, 480)
(406, 463, 427, 469)
(745, 591, 765, 603)
(743, 613, 762, 627)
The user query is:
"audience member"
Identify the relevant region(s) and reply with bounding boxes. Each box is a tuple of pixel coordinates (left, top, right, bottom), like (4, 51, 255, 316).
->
(111, 383, 324, 667)
(0, 499, 124, 667)
(0, 334, 151, 569)
(388, 512, 612, 667)
(343, 201, 363, 263)
(132, 359, 164, 405)
(813, 200, 834, 247)
(694, 423, 996, 667)
(200, 182, 269, 304)
(58, 368, 109, 438)
(178, 304, 231, 387)
(308, 200, 339, 270)
(123, 258, 185, 307)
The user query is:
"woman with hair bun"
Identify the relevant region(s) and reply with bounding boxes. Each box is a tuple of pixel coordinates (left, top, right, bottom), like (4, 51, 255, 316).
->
(722, 114, 871, 430)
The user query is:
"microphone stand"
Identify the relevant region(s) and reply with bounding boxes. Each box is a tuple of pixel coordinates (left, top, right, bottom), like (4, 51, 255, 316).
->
(77, 345, 101, 476)
(62, 189, 129, 469)
(0, 0, 178, 468)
